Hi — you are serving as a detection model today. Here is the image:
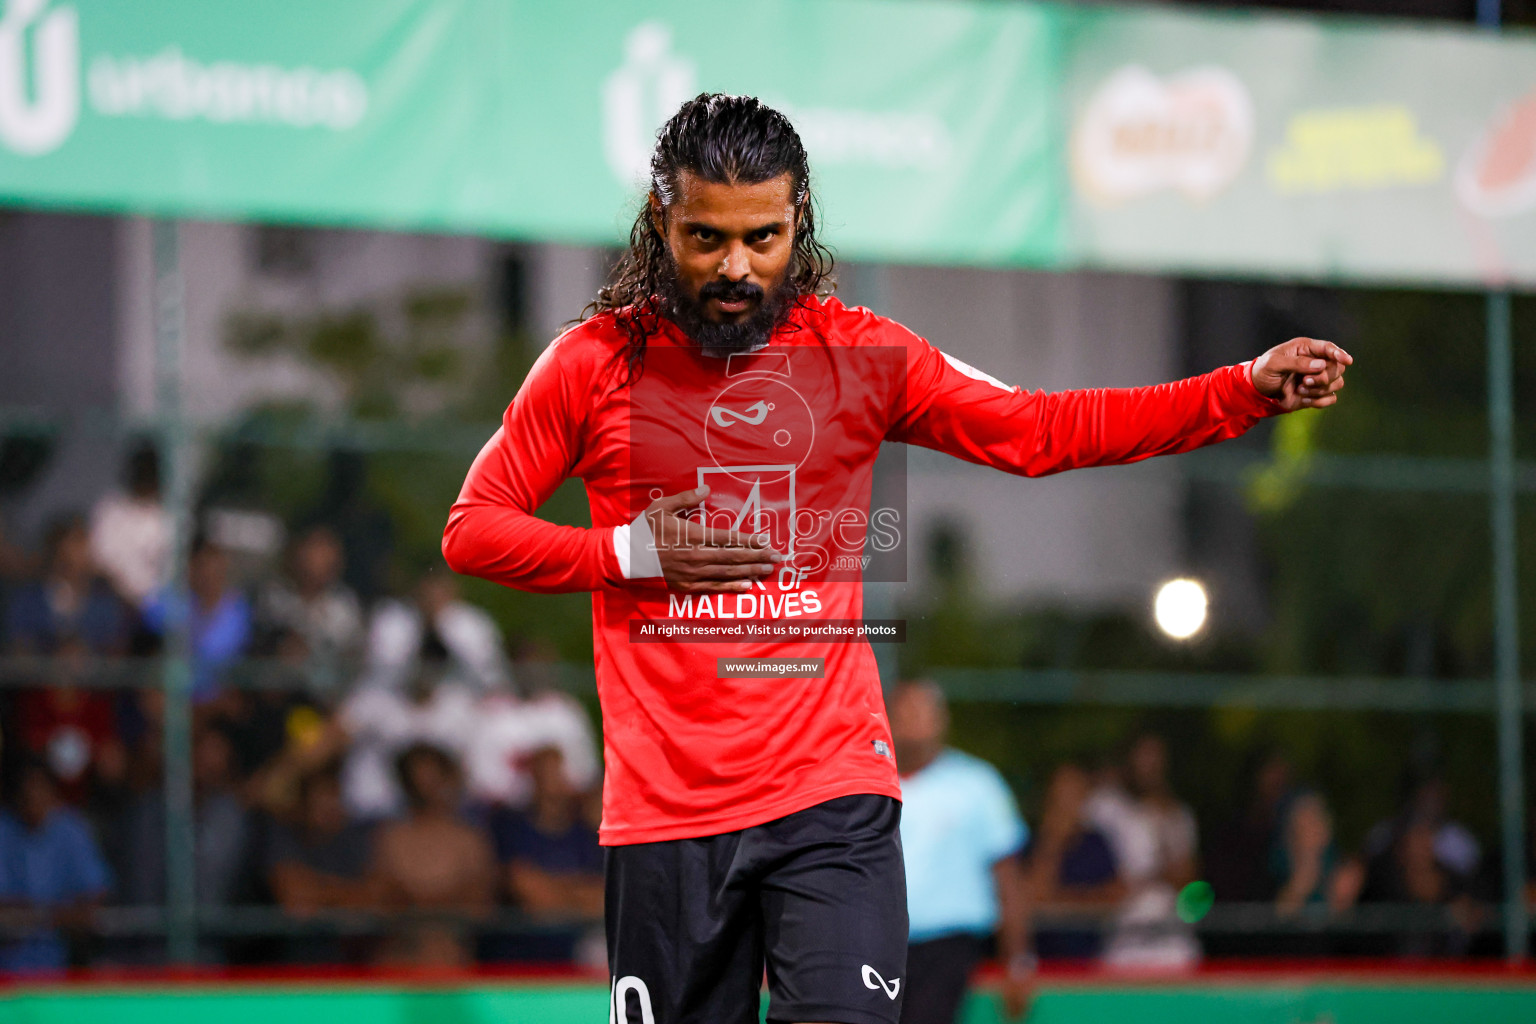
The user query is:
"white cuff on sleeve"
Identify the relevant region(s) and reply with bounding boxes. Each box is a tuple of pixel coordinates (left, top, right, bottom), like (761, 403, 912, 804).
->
(612, 512, 664, 580)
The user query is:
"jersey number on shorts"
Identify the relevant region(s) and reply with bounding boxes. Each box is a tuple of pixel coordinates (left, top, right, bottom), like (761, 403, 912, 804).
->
(610, 975, 656, 1024)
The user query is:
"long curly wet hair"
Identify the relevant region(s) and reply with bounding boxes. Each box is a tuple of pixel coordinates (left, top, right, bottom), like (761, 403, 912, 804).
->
(581, 93, 836, 386)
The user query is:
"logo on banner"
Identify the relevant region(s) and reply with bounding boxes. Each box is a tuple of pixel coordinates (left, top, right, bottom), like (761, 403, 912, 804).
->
(603, 22, 697, 186)
(1267, 106, 1443, 195)
(601, 22, 950, 179)
(0, 0, 373, 156)
(88, 48, 368, 129)
(0, 0, 79, 156)
(1457, 88, 1536, 218)
(1072, 65, 1253, 204)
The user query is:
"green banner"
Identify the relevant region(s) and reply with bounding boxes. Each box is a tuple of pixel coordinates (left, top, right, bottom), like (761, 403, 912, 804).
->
(0, 0, 1533, 285)
(1060, 6, 1536, 286)
(6, 980, 1536, 1024)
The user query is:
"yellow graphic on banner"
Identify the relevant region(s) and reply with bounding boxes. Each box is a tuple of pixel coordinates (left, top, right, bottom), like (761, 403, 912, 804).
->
(1267, 105, 1443, 193)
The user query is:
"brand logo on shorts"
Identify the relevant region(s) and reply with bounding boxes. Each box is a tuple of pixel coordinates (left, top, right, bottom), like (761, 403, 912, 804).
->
(862, 964, 901, 1000)
(872, 739, 891, 759)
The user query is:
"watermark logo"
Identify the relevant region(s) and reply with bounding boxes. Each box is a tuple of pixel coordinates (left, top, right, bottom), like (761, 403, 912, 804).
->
(630, 345, 908, 591)
(1457, 88, 1536, 218)
(0, 0, 79, 156)
(705, 356, 816, 477)
(603, 22, 696, 186)
(709, 399, 771, 428)
(1072, 65, 1253, 204)
(699, 353, 814, 557)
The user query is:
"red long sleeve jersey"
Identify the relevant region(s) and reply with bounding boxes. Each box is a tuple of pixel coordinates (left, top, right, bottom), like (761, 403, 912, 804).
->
(444, 296, 1281, 845)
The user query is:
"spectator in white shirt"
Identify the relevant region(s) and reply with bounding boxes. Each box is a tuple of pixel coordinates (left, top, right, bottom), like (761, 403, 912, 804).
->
(364, 570, 508, 693)
(336, 634, 480, 820)
(1086, 733, 1201, 970)
(466, 688, 600, 809)
(256, 525, 364, 690)
(88, 443, 168, 609)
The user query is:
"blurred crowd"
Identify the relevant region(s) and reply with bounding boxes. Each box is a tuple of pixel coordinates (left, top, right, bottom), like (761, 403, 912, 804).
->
(888, 685, 1514, 1024)
(0, 446, 1528, 978)
(0, 446, 605, 972)
(1024, 737, 1495, 964)
(890, 678, 1508, 988)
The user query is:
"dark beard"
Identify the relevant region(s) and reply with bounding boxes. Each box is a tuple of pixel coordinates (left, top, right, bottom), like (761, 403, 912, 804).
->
(658, 256, 799, 356)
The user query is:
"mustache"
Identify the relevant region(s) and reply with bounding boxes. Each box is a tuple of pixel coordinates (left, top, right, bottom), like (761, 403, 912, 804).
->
(698, 279, 765, 304)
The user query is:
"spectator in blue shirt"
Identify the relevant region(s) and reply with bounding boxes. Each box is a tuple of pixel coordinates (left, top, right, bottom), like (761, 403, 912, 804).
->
(3, 516, 128, 656)
(1024, 763, 1125, 961)
(141, 538, 252, 704)
(0, 759, 111, 972)
(264, 763, 376, 965)
(487, 746, 603, 963)
(892, 681, 1032, 1024)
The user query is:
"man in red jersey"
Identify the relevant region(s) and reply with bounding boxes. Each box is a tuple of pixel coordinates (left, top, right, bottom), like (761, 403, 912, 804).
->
(444, 94, 1351, 1024)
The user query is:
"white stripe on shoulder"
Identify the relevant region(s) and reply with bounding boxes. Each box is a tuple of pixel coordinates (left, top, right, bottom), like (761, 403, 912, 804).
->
(940, 351, 1013, 392)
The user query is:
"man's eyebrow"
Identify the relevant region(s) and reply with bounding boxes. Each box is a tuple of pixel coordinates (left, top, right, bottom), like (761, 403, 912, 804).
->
(678, 217, 788, 233)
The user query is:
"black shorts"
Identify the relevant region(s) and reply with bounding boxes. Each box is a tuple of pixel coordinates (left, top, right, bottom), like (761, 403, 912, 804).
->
(606, 794, 908, 1024)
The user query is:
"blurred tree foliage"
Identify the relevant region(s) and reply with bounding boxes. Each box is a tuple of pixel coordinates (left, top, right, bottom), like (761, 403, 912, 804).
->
(1252, 291, 1536, 680)
(224, 286, 532, 421)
